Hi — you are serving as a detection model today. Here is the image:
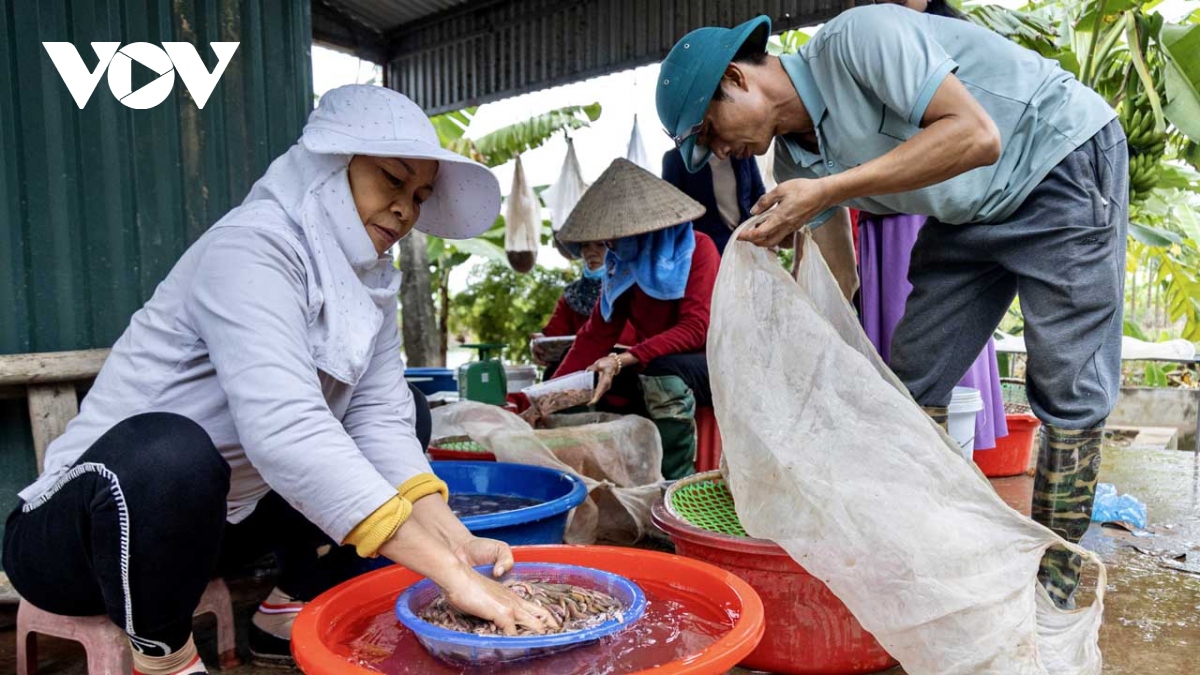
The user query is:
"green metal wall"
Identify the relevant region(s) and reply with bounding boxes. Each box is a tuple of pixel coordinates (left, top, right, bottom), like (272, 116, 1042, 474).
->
(0, 0, 314, 549)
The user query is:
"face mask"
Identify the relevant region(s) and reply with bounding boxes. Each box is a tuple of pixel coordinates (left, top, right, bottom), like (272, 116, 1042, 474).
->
(582, 264, 605, 280)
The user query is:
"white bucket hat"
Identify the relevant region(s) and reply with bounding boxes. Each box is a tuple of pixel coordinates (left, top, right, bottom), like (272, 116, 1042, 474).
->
(301, 84, 500, 240)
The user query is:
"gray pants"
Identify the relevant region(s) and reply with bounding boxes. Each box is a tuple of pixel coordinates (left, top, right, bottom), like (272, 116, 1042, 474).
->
(891, 119, 1128, 429)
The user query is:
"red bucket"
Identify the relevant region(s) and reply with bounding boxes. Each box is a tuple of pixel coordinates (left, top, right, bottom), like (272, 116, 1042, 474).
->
(695, 407, 724, 473)
(653, 478, 896, 675)
(973, 414, 1040, 477)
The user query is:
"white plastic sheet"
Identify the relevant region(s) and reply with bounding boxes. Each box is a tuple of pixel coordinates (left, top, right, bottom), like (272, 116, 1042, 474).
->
(709, 230, 1106, 675)
(505, 154, 540, 273)
(431, 403, 664, 545)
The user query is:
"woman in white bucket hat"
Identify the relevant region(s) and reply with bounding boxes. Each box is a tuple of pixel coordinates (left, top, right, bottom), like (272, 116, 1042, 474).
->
(3, 85, 556, 674)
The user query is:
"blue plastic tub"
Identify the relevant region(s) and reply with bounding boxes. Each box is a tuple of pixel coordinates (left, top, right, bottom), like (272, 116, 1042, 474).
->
(395, 562, 646, 664)
(405, 367, 456, 395)
(350, 461, 588, 577)
(432, 461, 588, 546)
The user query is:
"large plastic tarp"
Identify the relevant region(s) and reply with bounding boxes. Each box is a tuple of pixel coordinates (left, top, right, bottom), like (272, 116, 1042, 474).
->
(709, 230, 1106, 674)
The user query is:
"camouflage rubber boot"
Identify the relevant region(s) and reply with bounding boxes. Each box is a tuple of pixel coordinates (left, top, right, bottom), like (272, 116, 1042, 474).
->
(1032, 423, 1104, 609)
(922, 405, 950, 433)
(640, 375, 697, 480)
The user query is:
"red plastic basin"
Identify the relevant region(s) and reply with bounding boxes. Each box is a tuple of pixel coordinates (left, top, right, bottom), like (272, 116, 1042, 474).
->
(653, 502, 897, 675)
(292, 545, 765, 675)
(974, 414, 1041, 477)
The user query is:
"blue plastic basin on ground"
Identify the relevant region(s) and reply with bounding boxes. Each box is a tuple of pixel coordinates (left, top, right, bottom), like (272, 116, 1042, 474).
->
(405, 367, 456, 395)
(432, 461, 588, 546)
(350, 461, 589, 577)
(395, 562, 646, 664)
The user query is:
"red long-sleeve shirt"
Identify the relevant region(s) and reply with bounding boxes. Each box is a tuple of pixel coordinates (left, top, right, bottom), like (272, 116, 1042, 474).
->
(557, 232, 718, 374)
(542, 296, 589, 337)
(543, 296, 638, 344)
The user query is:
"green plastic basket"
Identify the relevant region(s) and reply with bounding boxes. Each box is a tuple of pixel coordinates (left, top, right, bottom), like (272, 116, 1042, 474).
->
(433, 438, 489, 453)
(1001, 378, 1031, 415)
(667, 475, 748, 538)
(428, 436, 496, 461)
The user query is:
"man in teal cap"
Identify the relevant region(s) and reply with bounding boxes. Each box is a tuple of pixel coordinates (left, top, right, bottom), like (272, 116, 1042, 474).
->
(657, 4, 1127, 610)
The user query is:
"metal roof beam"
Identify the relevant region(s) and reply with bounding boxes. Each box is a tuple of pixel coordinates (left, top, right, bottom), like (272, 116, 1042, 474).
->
(313, 0, 388, 62)
(382, 0, 851, 115)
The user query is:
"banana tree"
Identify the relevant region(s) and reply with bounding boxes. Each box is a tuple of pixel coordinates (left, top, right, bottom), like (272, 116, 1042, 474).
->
(397, 103, 602, 366)
(965, 0, 1200, 341)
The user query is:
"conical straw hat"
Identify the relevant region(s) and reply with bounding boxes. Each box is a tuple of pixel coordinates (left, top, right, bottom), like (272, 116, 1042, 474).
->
(558, 158, 706, 243)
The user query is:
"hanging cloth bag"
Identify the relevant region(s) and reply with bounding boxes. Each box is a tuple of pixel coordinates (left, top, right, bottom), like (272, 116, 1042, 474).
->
(505, 154, 541, 273)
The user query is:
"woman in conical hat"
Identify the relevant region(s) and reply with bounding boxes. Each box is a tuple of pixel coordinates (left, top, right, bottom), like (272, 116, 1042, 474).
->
(532, 236, 638, 378)
(555, 158, 719, 480)
(3, 85, 556, 675)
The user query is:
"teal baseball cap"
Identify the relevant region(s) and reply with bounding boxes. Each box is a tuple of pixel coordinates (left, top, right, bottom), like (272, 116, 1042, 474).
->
(656, 15, 771, 174)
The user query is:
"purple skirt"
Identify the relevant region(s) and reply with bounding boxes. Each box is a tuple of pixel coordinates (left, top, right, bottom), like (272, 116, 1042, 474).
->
(858, 213, 1008, 449)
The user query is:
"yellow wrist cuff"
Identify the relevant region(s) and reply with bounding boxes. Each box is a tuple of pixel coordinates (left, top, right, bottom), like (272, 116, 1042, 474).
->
(398, 472, 450, 503)
(343, 495, 413, 558)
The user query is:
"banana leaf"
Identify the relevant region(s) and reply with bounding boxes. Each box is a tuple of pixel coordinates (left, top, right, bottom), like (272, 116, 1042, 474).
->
(474, 103, 602, 168)
(1074, 0, 1140, 34)
(1129, 220, 1183, 246)
(1161, 22, 1200, 142)
(1156, 164, 1200, 192)
(446, 237, 507, 263)
(966, 4, 1060, 54)
(768, 30, 809, 56)
(430, 107, 477, 144)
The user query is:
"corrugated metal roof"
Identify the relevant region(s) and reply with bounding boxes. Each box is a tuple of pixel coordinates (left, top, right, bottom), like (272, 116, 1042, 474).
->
(322, 0, 479, 33)
(0, 0, 312, 549)
(386, 0, 849, 114)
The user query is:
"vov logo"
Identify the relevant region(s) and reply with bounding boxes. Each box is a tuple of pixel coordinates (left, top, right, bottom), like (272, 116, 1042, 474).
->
(42, 42, 239, 110)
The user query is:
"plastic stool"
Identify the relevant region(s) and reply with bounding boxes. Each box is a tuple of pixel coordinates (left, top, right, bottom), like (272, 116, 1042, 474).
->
(695, 407, 724, 473)
(194, 579, 241, 669)
(16, 578, 241, 674)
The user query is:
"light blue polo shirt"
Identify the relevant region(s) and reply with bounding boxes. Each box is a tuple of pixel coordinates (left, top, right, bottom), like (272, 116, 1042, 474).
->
(775, 5, 1116, 227)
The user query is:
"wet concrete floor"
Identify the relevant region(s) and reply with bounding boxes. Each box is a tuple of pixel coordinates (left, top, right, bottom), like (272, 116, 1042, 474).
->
(3, 442, 1197, 673)
(738, 441, 1200, 675)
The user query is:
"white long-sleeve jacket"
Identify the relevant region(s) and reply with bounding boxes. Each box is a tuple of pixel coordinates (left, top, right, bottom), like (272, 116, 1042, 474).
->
(19, 209, 430, 543)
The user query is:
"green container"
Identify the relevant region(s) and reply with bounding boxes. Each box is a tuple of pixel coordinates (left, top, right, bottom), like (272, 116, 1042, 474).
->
(458, 344, 508, 405)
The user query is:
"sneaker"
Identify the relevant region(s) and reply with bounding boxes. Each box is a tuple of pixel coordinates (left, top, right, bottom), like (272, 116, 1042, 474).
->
(248, 620, 296, 669)
(248, 590, 305, 669)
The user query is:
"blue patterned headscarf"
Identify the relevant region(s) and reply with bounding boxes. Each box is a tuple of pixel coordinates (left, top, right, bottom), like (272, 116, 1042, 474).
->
(599, 222, 696, 321)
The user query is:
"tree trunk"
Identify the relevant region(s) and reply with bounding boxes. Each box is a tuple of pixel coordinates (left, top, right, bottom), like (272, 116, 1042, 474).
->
(1129, 265, 1137, 320)
(397, 231, 443, 367)
(438, 278, 451, 366)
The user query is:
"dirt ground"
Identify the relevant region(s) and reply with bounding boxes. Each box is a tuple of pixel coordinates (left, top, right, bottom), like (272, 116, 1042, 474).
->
(3, 441, 1198, 674)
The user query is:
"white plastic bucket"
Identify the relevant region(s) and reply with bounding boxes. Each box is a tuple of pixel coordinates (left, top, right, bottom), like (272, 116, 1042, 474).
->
(505, 365, 538, 394)
(947, 386, 984, 460)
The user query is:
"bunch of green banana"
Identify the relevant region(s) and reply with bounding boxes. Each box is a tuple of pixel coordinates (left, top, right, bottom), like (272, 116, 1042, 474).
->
(1128, 150, 1163, 197)
(1122, 105, 1166, 156)
(1119, 77, 1168, 204)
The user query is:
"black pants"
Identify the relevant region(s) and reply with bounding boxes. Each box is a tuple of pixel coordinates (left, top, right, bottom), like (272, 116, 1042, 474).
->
(603, 352, 713, 413)
(2, 384, 432, 656)
(602, 352, 711, 479)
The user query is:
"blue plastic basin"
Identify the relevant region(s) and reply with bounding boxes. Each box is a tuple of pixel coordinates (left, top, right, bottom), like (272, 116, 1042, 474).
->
(395, 562, 646, 664)
(432, 461, 588, 546)
(405, 367, 457, 395)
